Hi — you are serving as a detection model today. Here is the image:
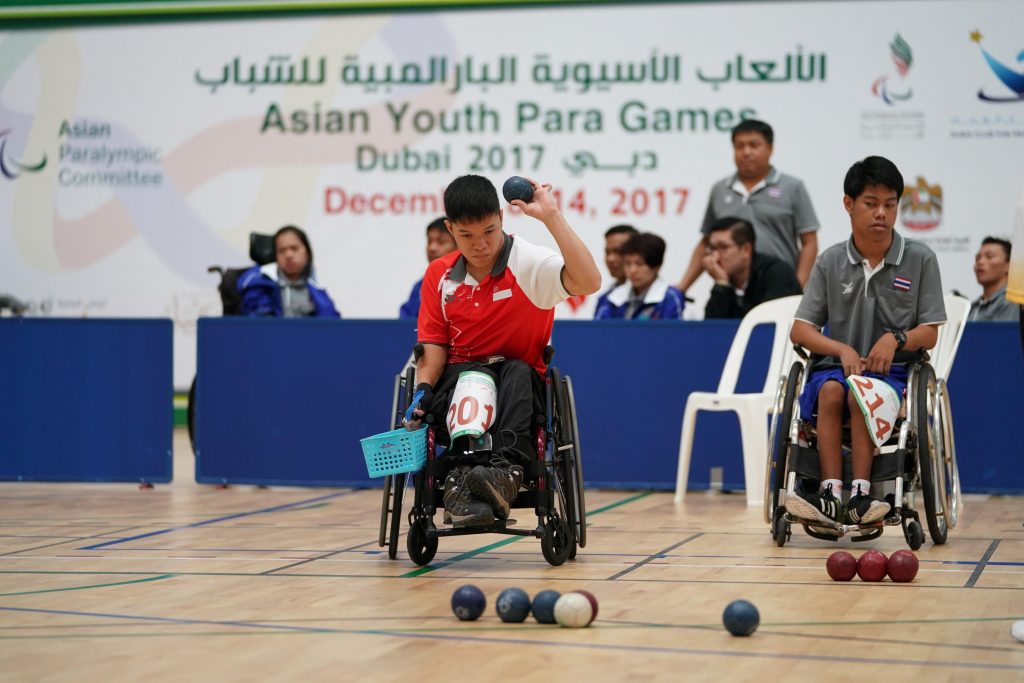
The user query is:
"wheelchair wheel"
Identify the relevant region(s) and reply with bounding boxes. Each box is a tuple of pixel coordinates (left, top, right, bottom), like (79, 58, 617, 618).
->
(550, 368, 586, 553)
(406, 519, 437, 566)
(914, 364, 948, 545)
(380, 366, 416, 559)
(772, 507, 790, 547)
(187, 376, 197, 456)
(541, 512, 572, 566)
(765, 361, 803, 525)
(935, 379, 962, 530)
(904, 519, 924, 551)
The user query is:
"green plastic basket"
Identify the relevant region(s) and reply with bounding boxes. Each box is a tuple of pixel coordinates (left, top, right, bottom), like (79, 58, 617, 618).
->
(359, 426, 427, 477)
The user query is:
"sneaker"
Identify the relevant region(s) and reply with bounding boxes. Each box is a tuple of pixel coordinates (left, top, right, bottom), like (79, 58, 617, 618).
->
(464, 459, 524, 520)
(846, 493, 891, 525)
(443, 466, 494, 528)
(785, 485, 842, 526)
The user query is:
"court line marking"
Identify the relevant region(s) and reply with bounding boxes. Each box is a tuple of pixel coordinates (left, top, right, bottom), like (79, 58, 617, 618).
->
(607, 533, 704, 580)
(965, 539, 1000, 588)
(3, 605, 1023, 670)
(0, 574, 175, 597)
(397, 491, 652, 578)
(259, 540, 380, 575)
(77, 491, 357, 550)
(0, 527, 144, 557)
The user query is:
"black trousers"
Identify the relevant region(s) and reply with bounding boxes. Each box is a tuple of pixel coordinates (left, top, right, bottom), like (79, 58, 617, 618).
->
(426, 360, 545, 468)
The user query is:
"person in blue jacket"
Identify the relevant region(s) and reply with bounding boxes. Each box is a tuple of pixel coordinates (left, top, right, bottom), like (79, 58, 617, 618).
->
(238, 225, 340, 317)
(594, 232, 685, 320)
(399, 217, 457, 319)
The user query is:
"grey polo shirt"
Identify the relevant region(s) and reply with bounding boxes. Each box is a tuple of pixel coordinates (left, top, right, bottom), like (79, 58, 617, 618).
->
(969, 286, 1020, 322)
(795, 232, 947, 359)
(700, 167, 819, 267)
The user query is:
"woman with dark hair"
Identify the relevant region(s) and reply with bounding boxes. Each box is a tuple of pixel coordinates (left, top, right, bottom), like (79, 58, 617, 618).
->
(237, 225, 340, 317)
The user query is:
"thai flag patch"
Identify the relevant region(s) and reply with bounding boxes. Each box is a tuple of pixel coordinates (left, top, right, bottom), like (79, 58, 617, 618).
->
(766, 187, 782, 198)
(893, 276, 912, 291)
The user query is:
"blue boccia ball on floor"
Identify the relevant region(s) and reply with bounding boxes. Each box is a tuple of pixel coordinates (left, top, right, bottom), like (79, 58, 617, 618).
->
(451, 584, 486, 621)
(531, 590, 561, 624)
(502, 176, 534, 204)
(496, 587, 532, 623)
(722, 599, 760, 636)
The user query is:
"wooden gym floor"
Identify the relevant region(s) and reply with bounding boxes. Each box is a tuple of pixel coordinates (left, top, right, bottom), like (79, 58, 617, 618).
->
(1, 429, 1022, 682)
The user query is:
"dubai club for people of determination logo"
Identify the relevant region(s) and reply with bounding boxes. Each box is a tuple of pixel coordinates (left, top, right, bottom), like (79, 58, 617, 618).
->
(0, 128, 47, 180)
(900, 177, 943, 231)
(971, 30, 1024, 102)
(872, 34, 913, 105)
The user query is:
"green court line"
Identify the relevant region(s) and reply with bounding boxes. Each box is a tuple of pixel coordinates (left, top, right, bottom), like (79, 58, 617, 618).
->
(0, 574, 176, 597)
(399, 491, 652, 578)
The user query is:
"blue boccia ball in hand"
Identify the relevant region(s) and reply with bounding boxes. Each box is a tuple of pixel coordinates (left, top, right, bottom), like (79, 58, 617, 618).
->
(496, 587, 532, 623)
(722, 599, 760, 636)
(531, 590, 561, 624)
(502, 176, 534, 204)
(451, 584, 486, 621)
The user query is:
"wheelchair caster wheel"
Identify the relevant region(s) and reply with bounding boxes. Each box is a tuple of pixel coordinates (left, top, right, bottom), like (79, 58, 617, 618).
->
(905, 520, 924, 551)
(541, 516, 572, 567)
(407, 521, 438, 566)
(772, 507, 790, 547)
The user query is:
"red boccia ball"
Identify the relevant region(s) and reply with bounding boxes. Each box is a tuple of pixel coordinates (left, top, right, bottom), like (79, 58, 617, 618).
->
(826, 551, 858, 581)
(887, 549, 920, 583)
(857, 550, 889, 582)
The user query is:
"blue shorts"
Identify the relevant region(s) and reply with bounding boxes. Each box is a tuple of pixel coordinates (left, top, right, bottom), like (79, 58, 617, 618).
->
(798, 365, 908, 426)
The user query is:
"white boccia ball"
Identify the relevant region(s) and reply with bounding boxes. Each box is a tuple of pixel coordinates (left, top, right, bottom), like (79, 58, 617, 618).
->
(553, 592, 595, 628)
(1012, 620, 1024, 643)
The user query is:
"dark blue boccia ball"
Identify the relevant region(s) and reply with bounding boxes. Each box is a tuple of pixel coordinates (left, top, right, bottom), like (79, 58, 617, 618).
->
(502, 176, 534, 204)
(722, 599, 760, 636)
(496, 587, 532, 623)
(451, 584, 486, 621)
(531, 590, 561, 624)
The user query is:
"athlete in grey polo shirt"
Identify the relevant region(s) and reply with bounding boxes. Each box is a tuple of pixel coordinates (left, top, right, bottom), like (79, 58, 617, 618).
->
(677, 119, 819, 295)
(785, 156, 947, 529)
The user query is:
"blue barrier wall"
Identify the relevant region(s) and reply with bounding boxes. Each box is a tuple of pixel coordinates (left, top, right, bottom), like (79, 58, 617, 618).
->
(0, 319, 173, 483)
(193, 318, 1024, 493)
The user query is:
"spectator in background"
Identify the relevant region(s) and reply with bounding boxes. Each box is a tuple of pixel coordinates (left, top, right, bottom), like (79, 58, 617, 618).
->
(676, 119, 819, 295)
(593, 224, 639, 319)
(968, 237, 1019, 322)
(238, 225, 340, 317)
(595, 232, 684, 320)
(400, 216, 457, 319)
(704, 217, 802, 319)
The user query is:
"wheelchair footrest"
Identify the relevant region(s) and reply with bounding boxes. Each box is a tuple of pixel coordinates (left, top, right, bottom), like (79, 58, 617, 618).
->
(784, 512, 902, 541)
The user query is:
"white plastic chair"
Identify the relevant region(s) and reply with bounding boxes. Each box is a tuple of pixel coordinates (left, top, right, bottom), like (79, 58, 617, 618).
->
(931, 294, 970, 381)
(674, 295, 803, 506)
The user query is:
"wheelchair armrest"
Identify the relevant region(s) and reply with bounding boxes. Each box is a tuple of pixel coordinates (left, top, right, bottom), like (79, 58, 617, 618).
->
(543, 345, 554, 366)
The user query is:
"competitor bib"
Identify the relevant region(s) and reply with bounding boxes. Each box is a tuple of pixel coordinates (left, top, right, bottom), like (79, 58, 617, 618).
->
(846, 374, 902, 448)
(447, 371, 497, 440)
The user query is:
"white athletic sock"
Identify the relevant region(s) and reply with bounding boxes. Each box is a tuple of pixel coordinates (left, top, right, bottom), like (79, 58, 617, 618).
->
(822, 479, 843, 497)
(852, 479, 871, 497)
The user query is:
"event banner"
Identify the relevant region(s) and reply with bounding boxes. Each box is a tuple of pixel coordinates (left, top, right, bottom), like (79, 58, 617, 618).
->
(2, 1, 1022, 386)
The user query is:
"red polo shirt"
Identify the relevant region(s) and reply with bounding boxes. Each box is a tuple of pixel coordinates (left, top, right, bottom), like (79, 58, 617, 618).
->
(417, 233, 569, 374)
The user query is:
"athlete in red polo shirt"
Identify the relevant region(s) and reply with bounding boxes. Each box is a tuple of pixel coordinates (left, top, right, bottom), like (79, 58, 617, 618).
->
(408, 175, 601, 528)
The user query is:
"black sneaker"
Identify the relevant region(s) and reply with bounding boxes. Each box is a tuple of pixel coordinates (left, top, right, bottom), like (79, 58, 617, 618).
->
(443, 466, 494, 528)
(846, 493, 891, 525)
(785, 485, 842, 526)
(464, 459, 524, 520)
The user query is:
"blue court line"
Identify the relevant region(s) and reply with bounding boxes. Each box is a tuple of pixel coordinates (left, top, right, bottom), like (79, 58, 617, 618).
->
(77, 491, 357, 550)
(0, 606, 330, 634)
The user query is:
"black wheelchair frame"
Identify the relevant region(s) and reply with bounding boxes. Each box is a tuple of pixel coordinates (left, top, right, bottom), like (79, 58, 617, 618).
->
(766, 347, 961, 550)
(378, 348, 587, 567)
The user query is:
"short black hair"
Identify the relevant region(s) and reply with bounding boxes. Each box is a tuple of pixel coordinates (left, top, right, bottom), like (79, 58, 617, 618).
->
(844, 156, 904, 200)
(619, 232, 666, 269)
(731, 119, 773, 146)
(605, 224, 639, 239)
(273, 225, 313, 277)
(982, 236, 1012, 260)
(426, 216, 447, 234)
(708, 216, 756, 250)
(443, 175, 500, 224)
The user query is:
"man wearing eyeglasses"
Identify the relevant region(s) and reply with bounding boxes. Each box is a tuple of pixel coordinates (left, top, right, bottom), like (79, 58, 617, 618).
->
(703, 216, 802, 319)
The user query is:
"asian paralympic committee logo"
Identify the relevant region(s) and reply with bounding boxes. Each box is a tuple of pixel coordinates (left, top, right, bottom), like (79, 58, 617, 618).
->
(0, 128, 47, 180)
(871, 34, 913, 105)
(971, 30, 1024, 102)
(900, 176, 943, 231)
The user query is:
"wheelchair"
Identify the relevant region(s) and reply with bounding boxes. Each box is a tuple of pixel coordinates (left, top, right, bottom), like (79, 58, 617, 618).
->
(378, 346, 587, 567)
(765, 347, 961, 550)
(187, 232, 275, 453)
